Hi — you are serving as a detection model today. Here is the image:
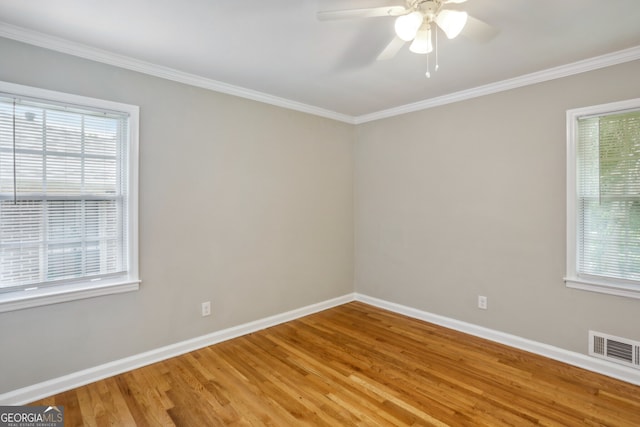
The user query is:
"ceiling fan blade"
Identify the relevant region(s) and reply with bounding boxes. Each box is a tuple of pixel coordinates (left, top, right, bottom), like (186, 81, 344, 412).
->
(376, 36, 406, 60)
(462, 15, 499, 43)
(317, 6, 407, 21)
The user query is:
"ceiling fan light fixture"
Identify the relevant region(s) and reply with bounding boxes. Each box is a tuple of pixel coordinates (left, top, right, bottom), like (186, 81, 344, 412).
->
(409, 25, 433, 54)
(435, 9, 468, 39)
(394, 11, 423, 41)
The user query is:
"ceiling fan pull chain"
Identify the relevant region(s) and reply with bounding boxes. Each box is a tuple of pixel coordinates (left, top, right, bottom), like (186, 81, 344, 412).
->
(426, 53, 431, 78)
(435, 26, 439, 71)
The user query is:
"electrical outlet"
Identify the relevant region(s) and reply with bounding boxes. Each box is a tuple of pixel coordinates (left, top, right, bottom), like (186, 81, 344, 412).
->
(478, 295, 488, 310)
(201, 301, 211, 317)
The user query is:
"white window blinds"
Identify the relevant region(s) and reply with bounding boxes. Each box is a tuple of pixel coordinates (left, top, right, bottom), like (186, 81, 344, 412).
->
(576, 109, 640, 283)
(0, 94, 130, 293)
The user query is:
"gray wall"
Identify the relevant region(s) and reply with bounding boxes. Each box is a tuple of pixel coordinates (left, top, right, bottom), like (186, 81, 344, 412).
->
(2, 35, 640, 395)
(0, 37, 355, 393)
(355, 59, 640, 353)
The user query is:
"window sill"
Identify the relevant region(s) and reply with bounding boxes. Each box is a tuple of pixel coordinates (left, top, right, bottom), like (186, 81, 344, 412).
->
(0, 278, 141, 313)
(565, 276, 640, 300)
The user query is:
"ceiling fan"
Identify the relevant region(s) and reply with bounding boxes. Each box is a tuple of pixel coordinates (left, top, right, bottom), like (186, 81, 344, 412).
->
(318, 0, 496, 77)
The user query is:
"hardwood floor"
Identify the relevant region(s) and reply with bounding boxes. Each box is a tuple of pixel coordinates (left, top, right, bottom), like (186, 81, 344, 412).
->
(31, 302, 640, 426)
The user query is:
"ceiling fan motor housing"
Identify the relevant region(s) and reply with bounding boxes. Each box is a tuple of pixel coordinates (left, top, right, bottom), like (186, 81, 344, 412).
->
(416, 0, 442, 21)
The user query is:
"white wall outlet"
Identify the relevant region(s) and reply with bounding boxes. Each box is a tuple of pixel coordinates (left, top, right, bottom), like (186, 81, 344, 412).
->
(478, 295, 488, 310)
(201, 301, 211, 317)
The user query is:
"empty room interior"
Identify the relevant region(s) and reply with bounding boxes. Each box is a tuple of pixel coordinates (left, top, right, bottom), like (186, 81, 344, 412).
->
(1, 0, 640, 425)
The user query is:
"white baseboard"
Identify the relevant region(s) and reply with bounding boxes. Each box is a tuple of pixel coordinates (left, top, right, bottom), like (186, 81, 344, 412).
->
(0, 293, 355, 405)
(354, 293, 640, 387)
(3, 291, 638, 405)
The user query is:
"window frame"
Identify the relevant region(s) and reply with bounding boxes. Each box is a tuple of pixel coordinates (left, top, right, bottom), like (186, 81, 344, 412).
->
(0, 81, 139, 312)
(565, 98, 640, 299)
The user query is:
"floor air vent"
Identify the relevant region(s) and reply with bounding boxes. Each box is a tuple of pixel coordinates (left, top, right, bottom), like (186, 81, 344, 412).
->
(589, 331, 640, 370)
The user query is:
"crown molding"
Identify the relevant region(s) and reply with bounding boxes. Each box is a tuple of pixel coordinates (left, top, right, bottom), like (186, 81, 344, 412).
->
(354, 45, 640, 124)
(0, 22, 356, 124)
(1, 22, 639, 126)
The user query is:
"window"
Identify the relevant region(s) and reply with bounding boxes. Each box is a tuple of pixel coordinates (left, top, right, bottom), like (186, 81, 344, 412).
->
(566, 98, 640, 299)
(0, 81, 139, 312)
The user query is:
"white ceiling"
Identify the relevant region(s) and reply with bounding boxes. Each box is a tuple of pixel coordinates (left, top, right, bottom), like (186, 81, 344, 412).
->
(0, 0, 639, 121)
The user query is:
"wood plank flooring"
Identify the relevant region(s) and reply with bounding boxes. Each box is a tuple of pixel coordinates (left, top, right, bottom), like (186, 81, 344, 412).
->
(31, 302, 640, 426)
